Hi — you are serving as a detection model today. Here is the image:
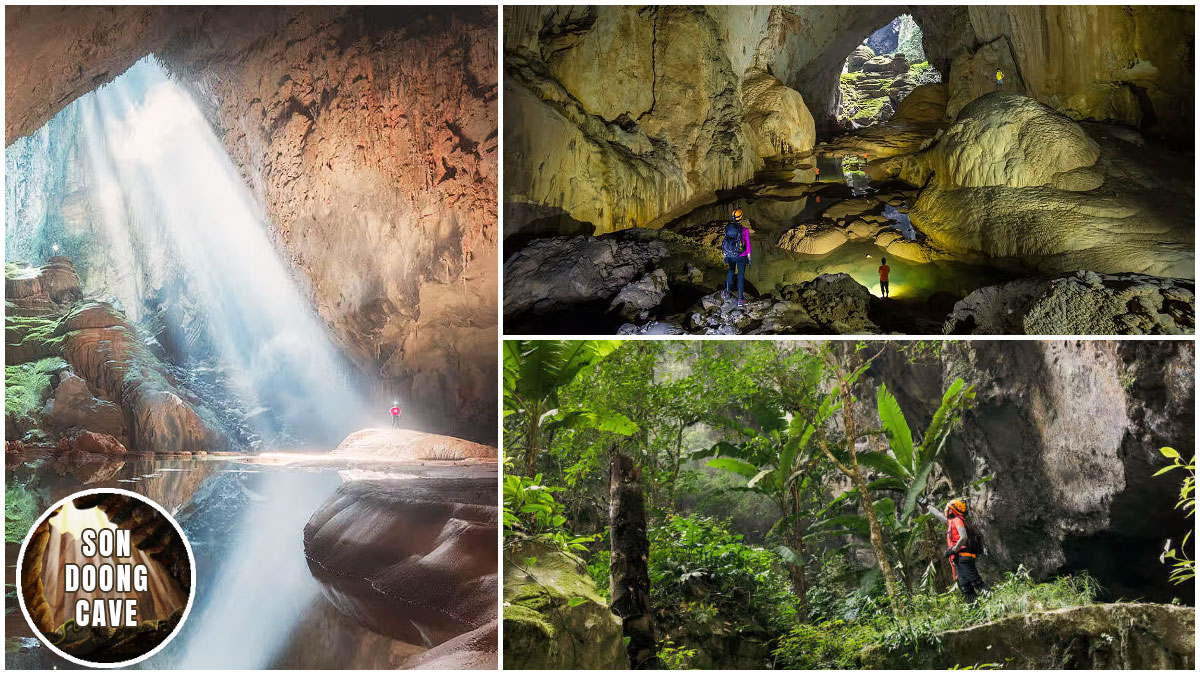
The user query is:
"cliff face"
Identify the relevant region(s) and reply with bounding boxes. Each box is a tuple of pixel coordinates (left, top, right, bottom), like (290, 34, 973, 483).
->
(5, 7, 498, 441)
(871, 341, 1195, 603)
(503, 5, 1192, 239)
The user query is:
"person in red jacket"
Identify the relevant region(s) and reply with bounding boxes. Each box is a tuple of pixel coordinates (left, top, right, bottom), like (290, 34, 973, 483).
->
(878, 257, 891, 298)
(919, 496, 986, 603)
(389, 402, 402, 428)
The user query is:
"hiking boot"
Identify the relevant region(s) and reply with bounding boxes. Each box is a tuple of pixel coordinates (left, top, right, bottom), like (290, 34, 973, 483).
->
(737, 299, 746, 307)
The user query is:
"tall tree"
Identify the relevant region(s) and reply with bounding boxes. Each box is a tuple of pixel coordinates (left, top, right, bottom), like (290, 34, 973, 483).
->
(609, 447, 660, 669)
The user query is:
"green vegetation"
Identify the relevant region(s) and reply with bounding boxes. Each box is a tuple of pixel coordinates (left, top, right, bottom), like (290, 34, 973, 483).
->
(1155, 447, 1194, 584)
(5, 356, 67, 431)
(5, 314, 65, 363)
(852, 96, 891, 123)
(774, 566, 1099, 667)
(5, 479, 40, 543)
(503, 341, 1108, 669)
(910, 60, 933, 75)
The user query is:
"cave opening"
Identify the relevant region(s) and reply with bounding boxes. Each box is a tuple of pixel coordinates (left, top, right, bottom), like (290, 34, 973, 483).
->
(5, 54, 373, 449)
(835, 14, 942, 130)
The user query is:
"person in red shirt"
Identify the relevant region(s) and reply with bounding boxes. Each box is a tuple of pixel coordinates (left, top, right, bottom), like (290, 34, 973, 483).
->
(389, 402, 402, 428)
(919, 497, 986, 603)
(878, 257, 891, 298)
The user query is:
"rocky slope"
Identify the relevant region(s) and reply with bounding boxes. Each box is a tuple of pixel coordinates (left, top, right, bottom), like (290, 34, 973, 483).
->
(869, 340, 1195, 603)
(6, 259, 225, 451)
(5, 6, 497, 442)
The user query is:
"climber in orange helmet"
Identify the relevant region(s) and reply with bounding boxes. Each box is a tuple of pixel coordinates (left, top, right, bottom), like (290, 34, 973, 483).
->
(918, 496, 987, 603)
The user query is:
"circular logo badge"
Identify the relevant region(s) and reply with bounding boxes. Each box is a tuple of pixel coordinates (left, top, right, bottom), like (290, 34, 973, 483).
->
(15, 488, 196, 668)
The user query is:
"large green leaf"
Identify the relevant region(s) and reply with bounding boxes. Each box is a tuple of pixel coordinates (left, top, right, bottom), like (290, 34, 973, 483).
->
(902, 458, 937, 520)
(877, 383, 914, 473)
(919, 377, 967, 464)
(775, 545, 804, 567)
(707, 456, 761, 479)
(747, 468, 776, 490)
(541, 409, 639, 436)
(857, 451, 909, 480)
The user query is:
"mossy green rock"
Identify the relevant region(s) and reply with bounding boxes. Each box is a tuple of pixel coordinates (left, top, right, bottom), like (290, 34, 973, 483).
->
(503, 540, 626, 669)
(861, 603, 1195, 669)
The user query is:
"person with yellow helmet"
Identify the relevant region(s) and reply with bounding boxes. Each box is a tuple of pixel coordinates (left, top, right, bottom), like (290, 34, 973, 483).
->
(995, 68, 1004, 90)
(722, 207, 751, 306)
(918, 496, 987, 603)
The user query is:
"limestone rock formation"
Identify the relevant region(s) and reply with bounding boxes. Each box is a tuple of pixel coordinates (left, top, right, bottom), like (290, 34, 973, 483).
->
(901, 95, 1193, 279)
(503, 540, 626, 670)
(62, 430, 127, 455)
(863, 53, 909, 76)
(504, 234, 669, 317)
(946, 271, 1195, 335)
(331, 427, 497, 462)
(845, 45, 874, 72)
(5, 7, 499, 442)
(56, 303, 225, 452)
(890, 341, 1195, 602)
(303, 471, 498, 653)
(862, 603, 1195, 669)
(609, 269, 670, 322)
(43, 373, 127, 443)
(907, 94, 1100, 189)
(681, 274, 881, 335)
(944, 37, 1027, 119)
(741, 69, 816, 159)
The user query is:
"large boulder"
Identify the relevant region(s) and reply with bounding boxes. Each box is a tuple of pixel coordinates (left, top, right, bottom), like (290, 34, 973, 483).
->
(901, 95, 1192, 278)
(608, 268, 670, 322)
(945, 272, 1195, 335)
(504, 234, 668, 317)
(303, 471, 498, 652)
(43, 373, 128, 443)
(863, 603, 1194, 669)
(862, 52, 909, 76)
(845, 45, 875, 72)
(331, 428, 497, 462)
(503, 540, 626, 670)
(905, 93, 1100, 190)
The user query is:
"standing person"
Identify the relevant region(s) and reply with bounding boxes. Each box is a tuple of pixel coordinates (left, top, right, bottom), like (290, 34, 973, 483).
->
(878, 257, 891, 298)
(722, 208, 752, 306)
(919, 497, 987, 603)
(995, 68, 1004, 90)
(389, 402, 402, 428)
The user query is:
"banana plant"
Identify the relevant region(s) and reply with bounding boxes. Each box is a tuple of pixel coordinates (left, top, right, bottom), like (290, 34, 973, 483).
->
(701, 396, 840, 615)
(503, 340, 627, 475)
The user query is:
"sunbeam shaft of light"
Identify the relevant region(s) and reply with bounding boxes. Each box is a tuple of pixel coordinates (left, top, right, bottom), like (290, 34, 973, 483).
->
(6, 55, 374, 445)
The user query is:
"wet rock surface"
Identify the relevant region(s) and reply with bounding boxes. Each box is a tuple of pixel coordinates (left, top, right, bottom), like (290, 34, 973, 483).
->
(862, 603, 1195, 669)
(946, 271, 1195, 335)
(303, 459, 498, 658)
(503, 539, 626, 670)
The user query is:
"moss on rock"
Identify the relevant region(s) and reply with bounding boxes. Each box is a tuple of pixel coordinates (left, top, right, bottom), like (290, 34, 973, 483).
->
(861, 603, 1195, 669)
(5, 356, 68, 439)
(503, 540, 626, 670)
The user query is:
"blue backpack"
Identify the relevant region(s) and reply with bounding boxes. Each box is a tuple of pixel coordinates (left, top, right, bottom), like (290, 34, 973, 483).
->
(722, 222, 745, 261)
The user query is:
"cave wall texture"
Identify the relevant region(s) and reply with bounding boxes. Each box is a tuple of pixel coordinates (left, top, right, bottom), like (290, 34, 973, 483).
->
(504, 4, 1193, 239)
(5, 6, 498, 442)
(868, 341, 1195, 603)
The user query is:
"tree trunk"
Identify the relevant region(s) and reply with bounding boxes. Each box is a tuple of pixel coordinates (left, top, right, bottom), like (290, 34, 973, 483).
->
(523, 402, 541, 476)
(841, 383, 903, 614)
(609, 447, 660, 669)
